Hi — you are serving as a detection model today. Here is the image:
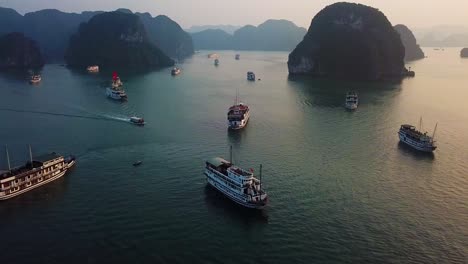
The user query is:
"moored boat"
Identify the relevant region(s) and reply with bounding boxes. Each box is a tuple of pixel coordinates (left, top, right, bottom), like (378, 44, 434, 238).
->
(398, 118, 438, 152)
(247, 71, 255, 81)
(345, 91, 359, 110)
(87, 65, 99, 73)
(0, 146, 75, 200)
(130, 116, 145, 126)
(29, 74, 41, 84)
(204, 148, 268, 209)
(228, 103, 250, 130)
(171, 67, 181, 76)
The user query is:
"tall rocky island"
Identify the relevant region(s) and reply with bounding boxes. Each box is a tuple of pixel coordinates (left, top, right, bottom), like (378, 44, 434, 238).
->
(65, 11, 174, 69)
(461, 48, 468, 58)
(0, 32, 44, 70)
(394, 24, 425, 61)
(288, 2, 407, 81)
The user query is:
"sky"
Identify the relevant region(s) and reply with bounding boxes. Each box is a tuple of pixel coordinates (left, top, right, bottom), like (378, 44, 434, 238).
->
(1, 0, 468, 29)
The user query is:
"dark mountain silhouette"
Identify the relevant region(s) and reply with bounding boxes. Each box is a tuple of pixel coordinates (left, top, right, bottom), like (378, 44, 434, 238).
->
(394, 24, 425, 61)
(65, 11, 173, 69)
(288, 2, 407, 81)
(191, 19, 306, 51)
(0, 32, 44, 70)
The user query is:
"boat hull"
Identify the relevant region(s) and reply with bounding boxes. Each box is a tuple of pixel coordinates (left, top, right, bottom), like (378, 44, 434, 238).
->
(398, 131, 437, 152)
(205, 171, 266, 209)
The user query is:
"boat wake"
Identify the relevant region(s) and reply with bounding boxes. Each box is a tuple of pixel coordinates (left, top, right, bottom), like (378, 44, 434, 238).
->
(0, 108, 130, 123)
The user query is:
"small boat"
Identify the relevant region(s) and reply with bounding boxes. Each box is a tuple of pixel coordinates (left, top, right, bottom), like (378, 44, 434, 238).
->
(29, 74, 41, 84)
(133, 161, 142, 167)
(87, 65, 99, 73)
(345, 91, 359, 110)
(208, 53, 218, 59)
(106, 87, 127, 101)
(171, 67, 181, 76)
(130, 116, 145, 126)
(214, 59, 219, 66)
(247, 71, 255, 81)
(398, 118, 437, 152)
(111, 71, 123, 89)
(204, 147, 268, 209)
(235, 54, 240, 60)
(0, 146, 76, 201)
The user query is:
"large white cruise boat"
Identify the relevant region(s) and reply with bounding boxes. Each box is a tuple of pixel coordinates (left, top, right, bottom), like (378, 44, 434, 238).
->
(106, 87, 127, 100)
(204, 155, 268, 209)
(398, 120, 438, 152)
(0, 147, 75, 200)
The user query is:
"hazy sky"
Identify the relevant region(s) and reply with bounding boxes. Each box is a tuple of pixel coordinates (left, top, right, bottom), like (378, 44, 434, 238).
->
(1, 0, 467, 29)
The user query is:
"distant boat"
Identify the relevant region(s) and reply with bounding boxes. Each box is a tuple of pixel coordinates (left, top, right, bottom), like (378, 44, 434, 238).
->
(214, 59, 219, 66)
(345, 91, 359, 110)
(208, 53, 218, 59)
(235, 54, 240, 60)
(86, 65, 99, 73)
(130, 116, 145, 126)
(247, 71, 256, 81)
(133, 161, 142, 166)
(29, 74, 41, 84)
(171, 67, 181, 76)
(111, 71, 123, 89)
(398, 118, 437, 152)
(204, 147, 268, 209)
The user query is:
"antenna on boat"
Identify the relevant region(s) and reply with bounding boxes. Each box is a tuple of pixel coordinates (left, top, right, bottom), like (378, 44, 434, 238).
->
(229, 145, 233, 164)
(419, 116, 423, 131)
(5, 145, 11, 172)
(28, 144, 33, 168)
(259, 164, 263, 192)
(432, 123, 438, 140)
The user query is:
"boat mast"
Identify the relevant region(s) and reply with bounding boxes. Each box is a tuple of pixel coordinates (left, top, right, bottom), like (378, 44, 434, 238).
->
(259, 164, 263, 192)
(28, 144, 33, 168)
(5, 145, 11, 172)
(432, 123, 438, 140)
(419, 116, 423, 131)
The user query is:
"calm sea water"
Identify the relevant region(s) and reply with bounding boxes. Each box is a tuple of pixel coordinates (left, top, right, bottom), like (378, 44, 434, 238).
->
(0, 49, 467, 263)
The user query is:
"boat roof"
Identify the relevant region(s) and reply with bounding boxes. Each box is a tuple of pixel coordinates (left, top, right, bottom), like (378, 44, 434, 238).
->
(33, 153, 62, 163)
(401, 124, 416, 129)
(207, 157, 231, 167)
(229, 104, 249, 111)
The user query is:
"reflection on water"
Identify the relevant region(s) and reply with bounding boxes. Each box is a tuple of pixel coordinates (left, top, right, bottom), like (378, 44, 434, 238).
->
(397, 142, 435, 161)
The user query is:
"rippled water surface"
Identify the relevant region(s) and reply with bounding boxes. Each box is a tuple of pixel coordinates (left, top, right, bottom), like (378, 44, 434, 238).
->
(0, 49, 467, 263)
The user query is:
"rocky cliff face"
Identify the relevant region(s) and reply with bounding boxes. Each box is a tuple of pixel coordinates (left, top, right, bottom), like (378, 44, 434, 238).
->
(288, 2, 406, 81)
(0, 32, 44, 70)
(394, 24, 425, 61)
(65, 11, 173, 69)
(461, 48, 468, 58)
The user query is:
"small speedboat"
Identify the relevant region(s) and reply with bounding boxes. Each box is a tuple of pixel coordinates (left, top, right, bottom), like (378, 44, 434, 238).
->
(130, 116, 145, 126)
(133, 161, 142, 166)
(29, 74, 41, 84)
(171, 67, 181, 76)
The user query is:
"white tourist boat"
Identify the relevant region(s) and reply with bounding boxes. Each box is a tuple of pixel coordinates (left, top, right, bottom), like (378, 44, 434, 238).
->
(228, 88, 250, 130)
(0, 146, 75, 200)
(398, 118, 437, 152)
(87, 65, 99, 73)
(106, 87, 127, 100)
(247, 71, 256, 81)
(345, 91, 359, 110)
(204, 148, 268, 209)
(29, 74, 41, 84)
